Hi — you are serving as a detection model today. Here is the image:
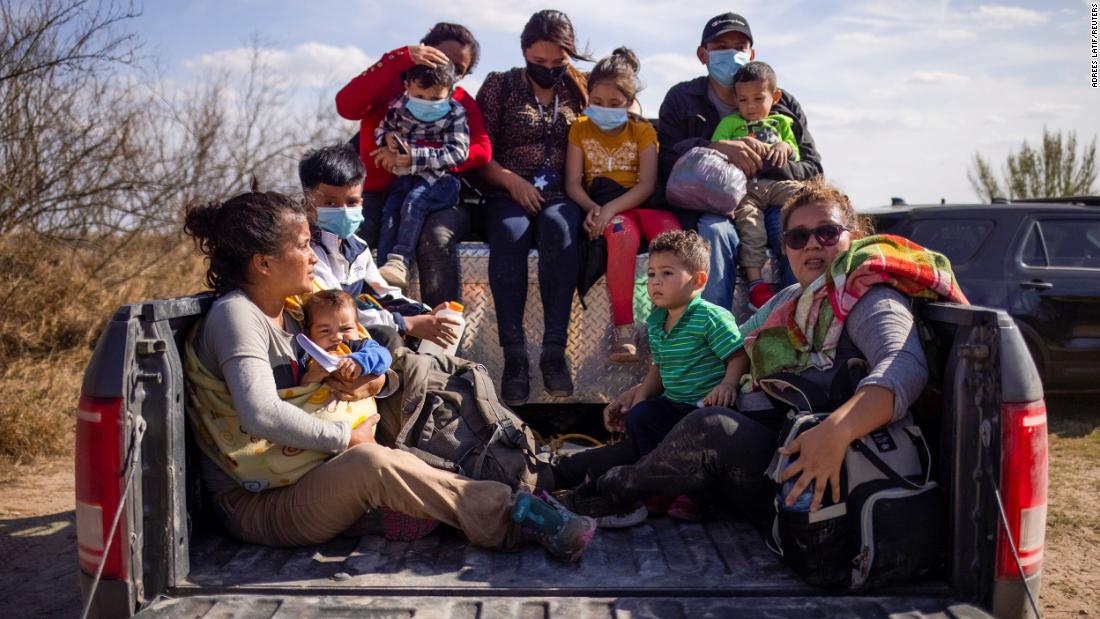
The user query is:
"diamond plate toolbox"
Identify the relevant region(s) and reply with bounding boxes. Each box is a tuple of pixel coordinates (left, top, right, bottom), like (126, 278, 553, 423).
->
(408, 243, 757, 404)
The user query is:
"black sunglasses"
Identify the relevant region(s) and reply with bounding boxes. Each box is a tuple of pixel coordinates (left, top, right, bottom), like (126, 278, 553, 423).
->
(783, 224, 849, 250)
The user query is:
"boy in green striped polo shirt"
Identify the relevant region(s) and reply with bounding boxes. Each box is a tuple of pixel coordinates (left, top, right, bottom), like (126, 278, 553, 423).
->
(595, 230, 747, 521)
(604, 229, 745, 446)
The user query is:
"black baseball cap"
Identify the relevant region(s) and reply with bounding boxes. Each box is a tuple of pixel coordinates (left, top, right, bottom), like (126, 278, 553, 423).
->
(701, 12, 753, 46)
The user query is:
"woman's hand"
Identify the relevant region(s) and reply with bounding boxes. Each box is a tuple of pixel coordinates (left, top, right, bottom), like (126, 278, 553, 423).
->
(505, 175, 545, 215)
(777, 420, 850, 511)
(347, 414, 380, 448)
(299, 362, 329, 385)
(778, 386, 896, 511)
(404, 313, 461, 347)
(371, 146, 399, 173)
(408, 44, 450, 68)
(326, 372, 386, 401)
(603, 385, 639, 432)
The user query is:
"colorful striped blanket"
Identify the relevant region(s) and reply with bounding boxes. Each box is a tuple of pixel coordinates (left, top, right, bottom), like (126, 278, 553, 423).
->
(743, 234, 969, 383)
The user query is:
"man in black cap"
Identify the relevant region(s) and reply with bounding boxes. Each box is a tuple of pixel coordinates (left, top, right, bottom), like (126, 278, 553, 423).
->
(658, 12, 823, 308)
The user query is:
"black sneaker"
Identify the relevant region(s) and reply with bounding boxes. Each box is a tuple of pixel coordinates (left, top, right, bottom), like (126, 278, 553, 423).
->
(501, 355, 529, 406)
(553, 486, 648, 529)
(539, 352, 574, 397)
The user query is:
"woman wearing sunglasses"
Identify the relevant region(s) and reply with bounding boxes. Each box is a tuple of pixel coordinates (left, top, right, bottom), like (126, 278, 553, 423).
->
(562, 177, 967, 533)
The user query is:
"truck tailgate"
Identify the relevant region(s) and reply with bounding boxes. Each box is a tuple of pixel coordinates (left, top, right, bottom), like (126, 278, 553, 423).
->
(137, 594, 992, 618)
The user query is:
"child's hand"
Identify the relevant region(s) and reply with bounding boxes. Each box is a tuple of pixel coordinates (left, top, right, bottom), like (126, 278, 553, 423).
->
(703, 382, 738, 408)
(766, 142, 792, 168)
(583, 207, 603, 240)
(394, 152, 412, 169)
(603, 385, 638, 432)
(739, 136, 769, 156)
(384, 132, 403, 153)
(334, 357, 362, 381)
(300, 362, 329, 385)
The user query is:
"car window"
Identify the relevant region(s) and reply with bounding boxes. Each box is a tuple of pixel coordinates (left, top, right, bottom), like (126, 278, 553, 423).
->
(908, 219, 994, 265)
(1032, 219, 1100, 269)
(1021, 223, 1047, 267)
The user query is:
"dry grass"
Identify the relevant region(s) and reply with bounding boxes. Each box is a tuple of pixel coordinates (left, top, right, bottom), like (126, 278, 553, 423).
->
(1040, 396, 1100, 614)
(0, 232, 207, 463)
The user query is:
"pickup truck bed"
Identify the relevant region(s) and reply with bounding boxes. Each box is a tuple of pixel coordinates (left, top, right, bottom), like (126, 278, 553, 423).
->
(183, 517, 815, 594)
(152, 519, 982, 617)
(78, 245, 1044, 618)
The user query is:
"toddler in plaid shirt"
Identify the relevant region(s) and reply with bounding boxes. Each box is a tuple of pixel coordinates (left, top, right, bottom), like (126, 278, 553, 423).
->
(374, 61, 470, 289)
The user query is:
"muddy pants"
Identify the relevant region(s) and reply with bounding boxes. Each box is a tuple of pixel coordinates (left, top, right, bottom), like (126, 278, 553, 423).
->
(215, 443, 517, 548)
(597, 407, 782, 534)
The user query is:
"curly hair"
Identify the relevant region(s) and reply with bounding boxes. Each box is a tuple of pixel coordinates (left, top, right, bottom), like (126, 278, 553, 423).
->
(183, 191, 308, 295)
(648, 229, 711, 274)
(780, 177, 874, 237)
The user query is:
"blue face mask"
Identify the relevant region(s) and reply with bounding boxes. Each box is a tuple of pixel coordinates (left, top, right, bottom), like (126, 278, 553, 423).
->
(405, 95, 452, 122)
(706, 49, 752, 87)
(315, 206, 364, 240)
(584, 105, 630, 132)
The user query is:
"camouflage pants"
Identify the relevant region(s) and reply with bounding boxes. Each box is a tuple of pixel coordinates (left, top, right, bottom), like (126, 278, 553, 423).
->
(597, 407, 781, 534)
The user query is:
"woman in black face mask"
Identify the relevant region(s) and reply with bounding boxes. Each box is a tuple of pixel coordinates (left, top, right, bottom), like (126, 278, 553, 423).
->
(475, 10, 593, 406)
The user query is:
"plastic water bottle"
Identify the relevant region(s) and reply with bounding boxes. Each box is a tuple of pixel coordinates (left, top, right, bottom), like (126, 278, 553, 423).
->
(416, 301, 466, 357)
(780, 478, 815, 512)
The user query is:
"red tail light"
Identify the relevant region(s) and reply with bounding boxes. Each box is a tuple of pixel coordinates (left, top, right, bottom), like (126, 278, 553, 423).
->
(74, 395, 128, 580)
(996, 400, 1048, 580)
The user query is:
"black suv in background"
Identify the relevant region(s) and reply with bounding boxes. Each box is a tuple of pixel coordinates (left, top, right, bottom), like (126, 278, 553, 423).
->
(867, 197, 1100, 392)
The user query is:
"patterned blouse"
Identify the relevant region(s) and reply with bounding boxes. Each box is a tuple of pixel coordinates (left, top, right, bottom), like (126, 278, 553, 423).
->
(476, 67, 585, 199)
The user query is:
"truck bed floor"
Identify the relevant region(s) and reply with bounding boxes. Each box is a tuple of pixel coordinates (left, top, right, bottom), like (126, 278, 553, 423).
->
(181, 516, 951, 598)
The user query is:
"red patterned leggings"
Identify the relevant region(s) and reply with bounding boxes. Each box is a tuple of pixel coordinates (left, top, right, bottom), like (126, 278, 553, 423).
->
(604, 208, 681, 326)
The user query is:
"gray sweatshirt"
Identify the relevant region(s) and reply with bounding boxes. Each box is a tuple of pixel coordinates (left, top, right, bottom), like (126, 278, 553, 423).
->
(194, 290, 351, 494)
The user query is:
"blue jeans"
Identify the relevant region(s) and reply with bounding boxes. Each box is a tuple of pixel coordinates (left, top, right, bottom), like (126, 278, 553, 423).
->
(625, 397, 698, 457)
(414, 203, 469, 307)
(360, 186, 469, 306)
(378, 175, 460, 262)
(696, 210, 795, 308)
(484, 197, 584, 356)
(696, 214, 740, 309)
(764, 206, 795, 288)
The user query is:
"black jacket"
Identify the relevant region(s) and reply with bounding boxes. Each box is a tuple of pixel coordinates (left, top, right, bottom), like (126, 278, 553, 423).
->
(656, 76, 823, 186)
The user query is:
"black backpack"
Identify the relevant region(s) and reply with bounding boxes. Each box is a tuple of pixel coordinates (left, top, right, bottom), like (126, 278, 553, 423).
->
(759, 368, 947, 591)
(391, 349, 552, 492)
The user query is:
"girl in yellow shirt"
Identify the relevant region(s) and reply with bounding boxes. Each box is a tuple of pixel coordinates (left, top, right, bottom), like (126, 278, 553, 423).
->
(565, 47, 681, 362)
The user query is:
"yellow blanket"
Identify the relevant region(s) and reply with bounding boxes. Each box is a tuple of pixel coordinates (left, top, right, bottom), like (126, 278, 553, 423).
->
(184, 323, 375, 492)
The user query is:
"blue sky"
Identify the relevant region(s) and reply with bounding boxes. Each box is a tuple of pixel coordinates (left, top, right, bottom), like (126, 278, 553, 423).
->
(135, 0, 1099, 207)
